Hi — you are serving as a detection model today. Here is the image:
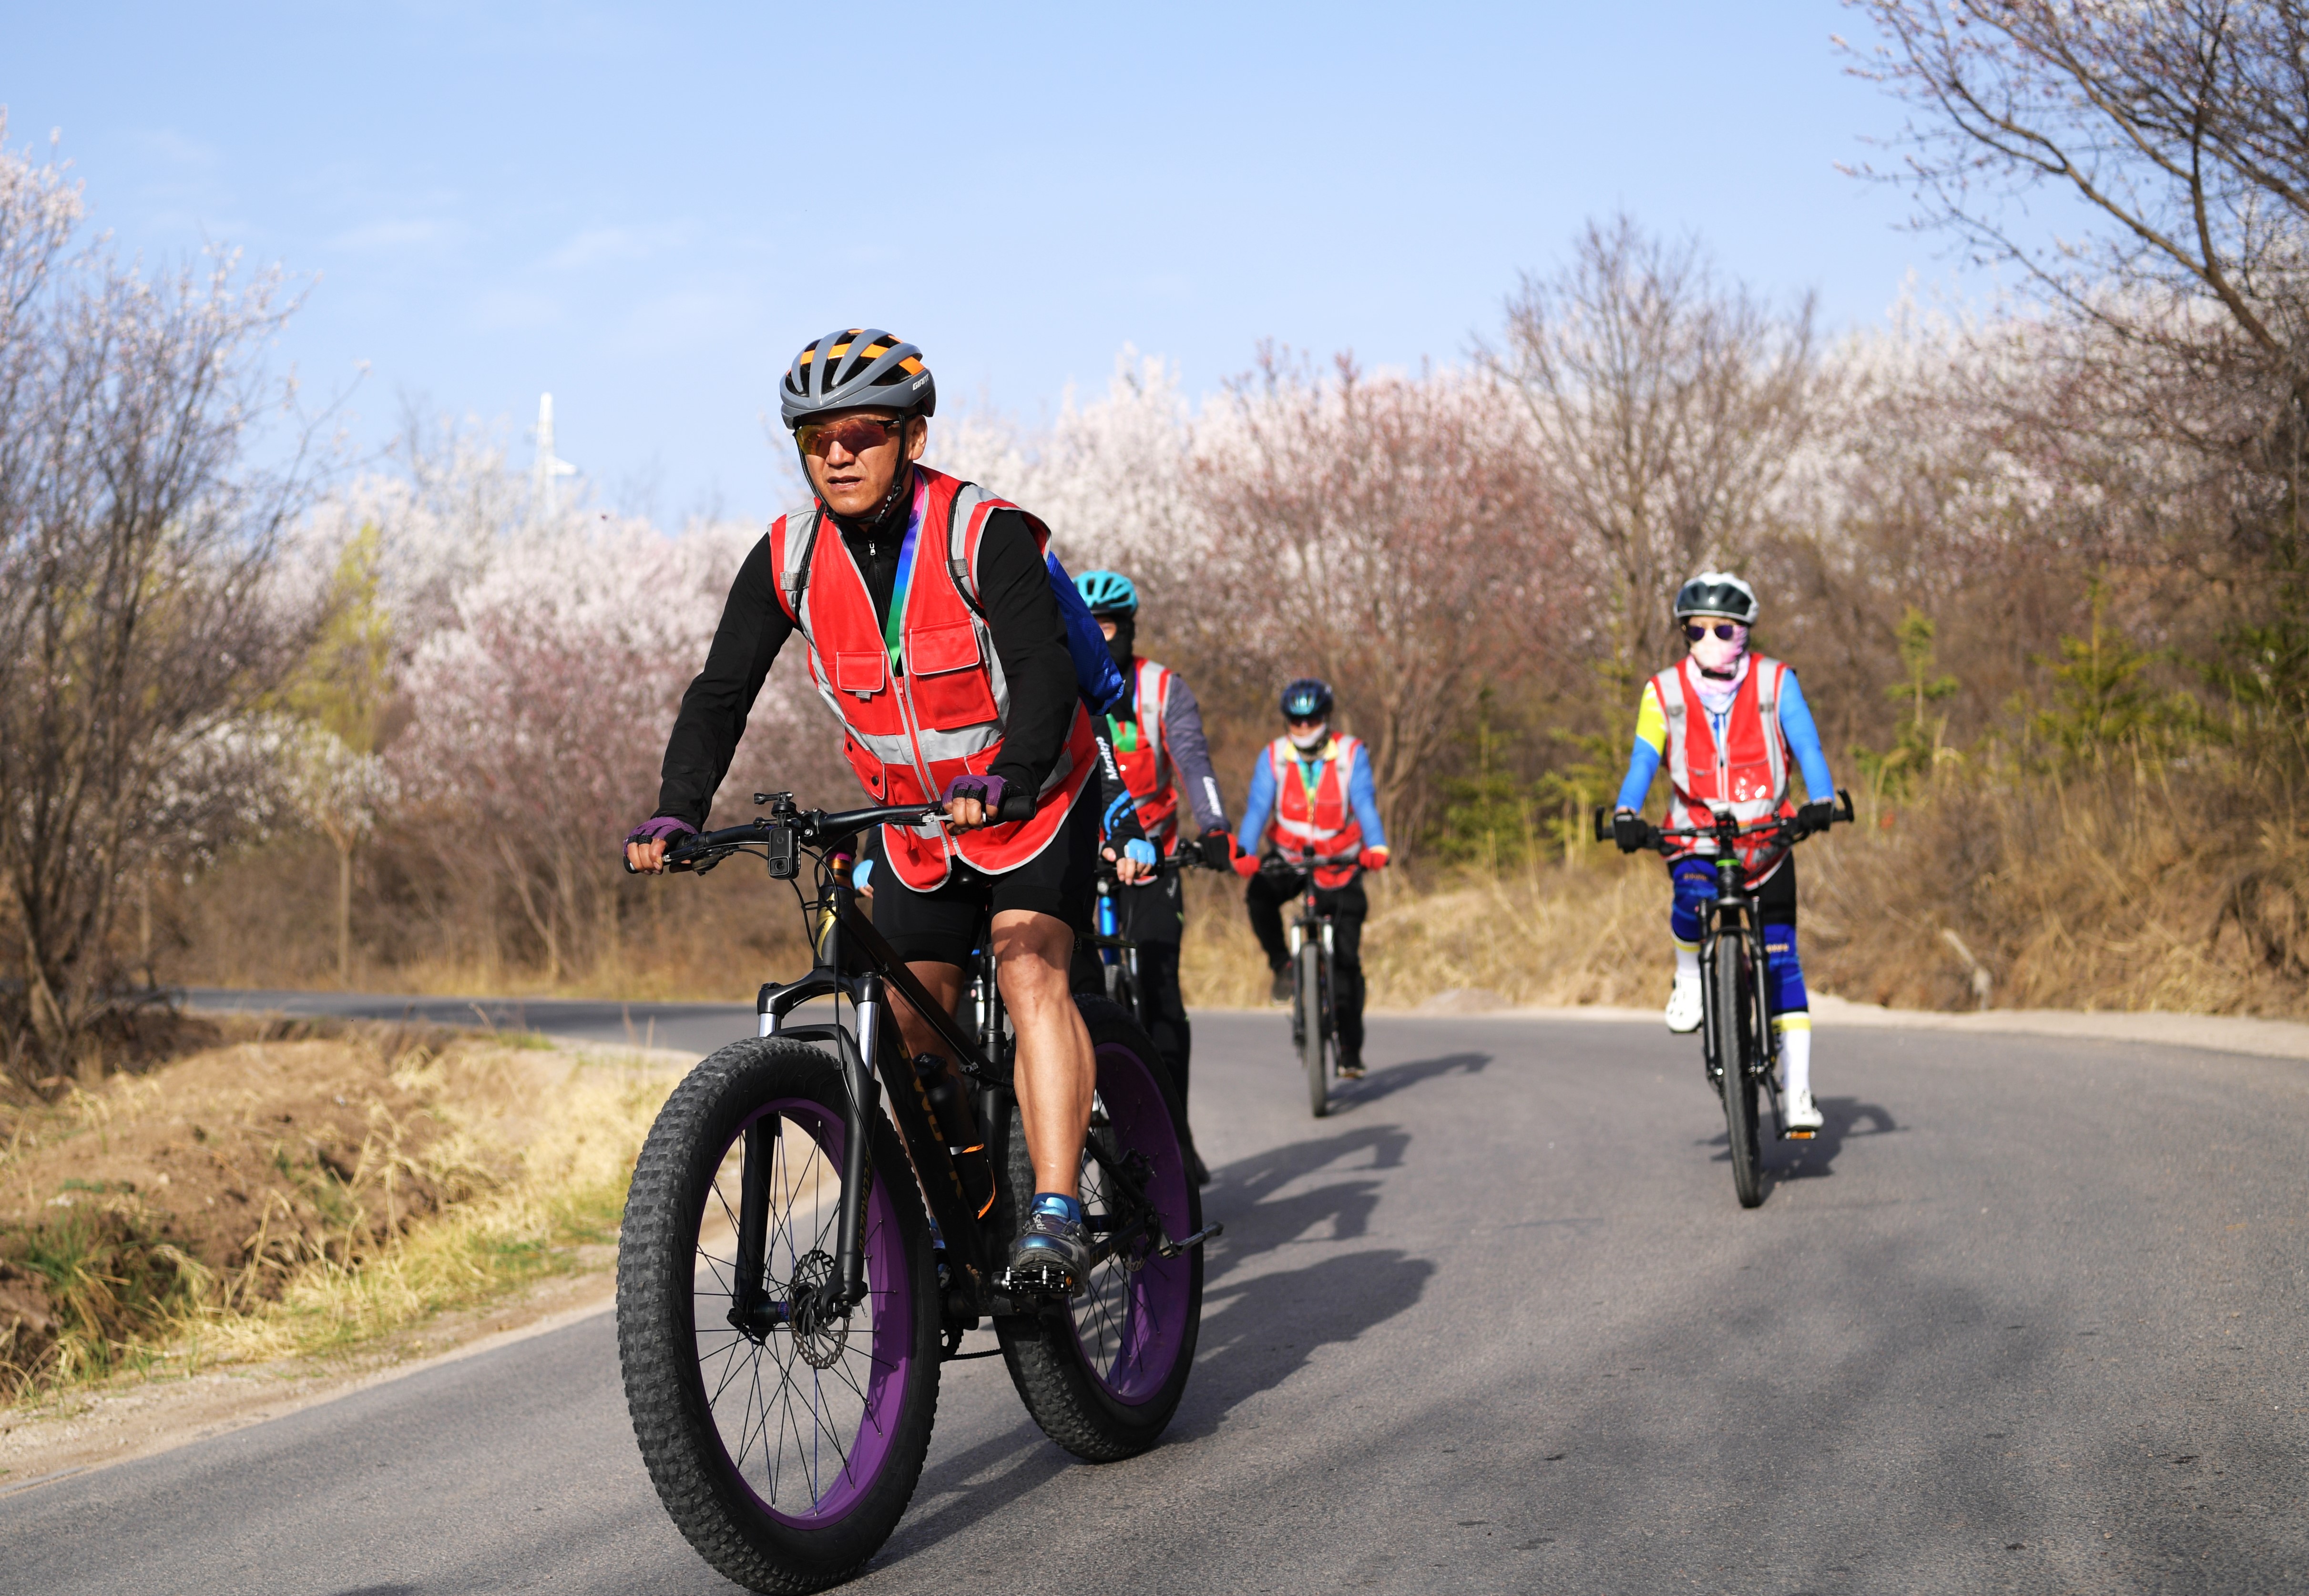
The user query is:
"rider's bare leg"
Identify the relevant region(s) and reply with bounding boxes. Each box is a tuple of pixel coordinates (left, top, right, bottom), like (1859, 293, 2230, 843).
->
(889, 961, 965, 1064)
(991, 908, 1093, 1202)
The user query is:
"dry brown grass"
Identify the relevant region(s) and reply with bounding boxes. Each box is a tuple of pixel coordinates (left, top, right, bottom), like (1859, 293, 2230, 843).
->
(1808, 744, 2309, 1018)
(1185, 740, 2309, 1021)
(0, 1020, 671, 1397)
(1175, 861, 1670, 1010)
(162, 740, 2309, 1027)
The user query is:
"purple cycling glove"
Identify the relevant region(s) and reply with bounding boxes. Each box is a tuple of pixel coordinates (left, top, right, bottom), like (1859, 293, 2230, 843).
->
(626, 815, 697, 849)
(940, 773, 1006, 813)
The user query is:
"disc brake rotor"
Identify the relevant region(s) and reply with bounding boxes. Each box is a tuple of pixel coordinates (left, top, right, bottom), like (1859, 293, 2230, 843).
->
(785, 1249, 850, 1369)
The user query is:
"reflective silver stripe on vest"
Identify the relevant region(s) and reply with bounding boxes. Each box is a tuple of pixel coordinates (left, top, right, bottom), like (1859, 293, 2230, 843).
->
(945, 484, 1013, 724)
(1136, 659, 1174, 842)
(944, 483, 1073, 798)
(1137, 658, 1169, 774)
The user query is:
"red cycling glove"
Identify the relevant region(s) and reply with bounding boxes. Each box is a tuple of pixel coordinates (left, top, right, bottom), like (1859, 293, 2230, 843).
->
(1358, 847, 1390, 871)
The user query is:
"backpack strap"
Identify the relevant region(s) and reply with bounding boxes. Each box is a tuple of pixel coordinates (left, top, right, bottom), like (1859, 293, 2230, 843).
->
(943, 482, 1047, 619)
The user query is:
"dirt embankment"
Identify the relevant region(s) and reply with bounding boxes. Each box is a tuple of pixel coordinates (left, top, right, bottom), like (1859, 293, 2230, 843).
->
(0, 1020, 562, 1393)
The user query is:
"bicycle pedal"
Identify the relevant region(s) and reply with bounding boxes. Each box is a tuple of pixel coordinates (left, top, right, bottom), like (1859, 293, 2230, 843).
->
(992, 1263, 1080, 1302)
(1784, 1127, 1816, 1141)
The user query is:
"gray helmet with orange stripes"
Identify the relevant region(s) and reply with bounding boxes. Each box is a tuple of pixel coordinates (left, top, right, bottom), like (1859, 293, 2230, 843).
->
(779, 328, 936, 427)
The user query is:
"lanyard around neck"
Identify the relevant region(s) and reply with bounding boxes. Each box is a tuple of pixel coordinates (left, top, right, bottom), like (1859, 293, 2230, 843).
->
(882, 476, 929, 669)
(1293, 744, 1328, 806)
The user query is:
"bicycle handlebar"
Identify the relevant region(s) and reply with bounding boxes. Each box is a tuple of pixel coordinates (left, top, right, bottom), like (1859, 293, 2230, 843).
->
(1588, 790, 1855, 855)
(1096, 847, 1213, 885)
(630, 788, 1038, 877)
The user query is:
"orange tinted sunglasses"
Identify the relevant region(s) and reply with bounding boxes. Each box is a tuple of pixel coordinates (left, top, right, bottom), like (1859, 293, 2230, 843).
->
(796, 413, 910, 458)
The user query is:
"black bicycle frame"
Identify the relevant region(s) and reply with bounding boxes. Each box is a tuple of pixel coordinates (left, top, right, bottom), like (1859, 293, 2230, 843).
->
(1692, 814, 1774, 1098)
(672, 792, 1204, 1340)
(758, 877, 1002, 1318)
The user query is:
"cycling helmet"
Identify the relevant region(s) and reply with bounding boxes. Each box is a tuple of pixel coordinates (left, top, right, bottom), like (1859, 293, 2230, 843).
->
(1279, 677, 1334, 721)
(779, 328, 936, 427)
(1673, 571, 1759, 625)
(1075, 570, 1139, 617)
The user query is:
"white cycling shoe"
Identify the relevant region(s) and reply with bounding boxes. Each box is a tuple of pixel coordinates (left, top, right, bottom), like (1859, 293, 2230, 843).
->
(1783, 1086, 1823, 1134)
(1664, 975, 1703, 1034)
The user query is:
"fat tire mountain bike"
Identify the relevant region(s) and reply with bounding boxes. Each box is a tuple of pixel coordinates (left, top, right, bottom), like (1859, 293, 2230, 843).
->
(617, 794, 1218, 1593)
(1594, 792, 1852, 1209)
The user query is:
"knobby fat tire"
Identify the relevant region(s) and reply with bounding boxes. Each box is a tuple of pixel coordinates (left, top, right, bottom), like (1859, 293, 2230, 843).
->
(617, 1038, 941, 1594)
(993, 995, 1204, 1461)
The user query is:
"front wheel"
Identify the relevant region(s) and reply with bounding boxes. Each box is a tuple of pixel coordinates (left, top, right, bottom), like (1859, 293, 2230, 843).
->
(1297, 940, 1328, 1118)
(1710, 939, 1764, 1209)
(996, 996, 1204, 1461)
(617, 1038, 941, 1593)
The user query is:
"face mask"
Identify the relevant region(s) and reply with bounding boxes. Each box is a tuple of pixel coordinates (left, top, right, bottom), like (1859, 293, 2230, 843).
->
(1289, 722, 1328, 752)
(1689, 622, 1749, 675)
(1103, 616, 1135, 674)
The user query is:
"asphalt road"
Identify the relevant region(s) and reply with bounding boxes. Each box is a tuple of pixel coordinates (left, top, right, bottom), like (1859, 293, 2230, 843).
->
(7, 1003, 2306, 1594)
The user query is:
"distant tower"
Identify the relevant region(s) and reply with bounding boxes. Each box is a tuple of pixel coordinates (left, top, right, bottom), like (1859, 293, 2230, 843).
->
(530, 393, 576, 515)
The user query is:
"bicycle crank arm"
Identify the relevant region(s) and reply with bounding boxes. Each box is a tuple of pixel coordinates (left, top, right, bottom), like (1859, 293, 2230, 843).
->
(1157, 1221, 1223, 1259)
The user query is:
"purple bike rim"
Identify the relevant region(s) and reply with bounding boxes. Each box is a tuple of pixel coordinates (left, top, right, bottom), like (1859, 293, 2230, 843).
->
(1077, 1041, 1192, 1404)
(696, 1098, 914, 1527)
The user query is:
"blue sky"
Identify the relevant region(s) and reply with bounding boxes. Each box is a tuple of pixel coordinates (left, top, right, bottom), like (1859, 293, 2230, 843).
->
(10, 3, 1951, 522)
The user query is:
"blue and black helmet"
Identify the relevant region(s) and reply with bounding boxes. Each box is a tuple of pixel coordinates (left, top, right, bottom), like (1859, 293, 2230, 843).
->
(1279, 677, 1334, 721)
(1074, 569, 1139, 617)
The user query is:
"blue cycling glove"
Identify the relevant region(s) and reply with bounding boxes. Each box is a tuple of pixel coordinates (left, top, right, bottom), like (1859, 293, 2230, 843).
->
(1124, 839, 1158, 869)
(850, 858, 875, 893)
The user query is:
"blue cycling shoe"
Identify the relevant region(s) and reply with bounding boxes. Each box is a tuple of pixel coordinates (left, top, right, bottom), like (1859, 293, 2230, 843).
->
(1005, 1193, 1092, 1299)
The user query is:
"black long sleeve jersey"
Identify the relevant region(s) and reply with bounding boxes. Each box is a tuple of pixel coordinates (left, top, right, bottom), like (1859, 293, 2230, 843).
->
(654, 491, 1076, 829)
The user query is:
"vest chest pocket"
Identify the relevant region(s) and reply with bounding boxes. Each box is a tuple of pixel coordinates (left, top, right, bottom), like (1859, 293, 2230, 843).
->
(904, 620, 1000, 728)
(833, 650, 887, 698)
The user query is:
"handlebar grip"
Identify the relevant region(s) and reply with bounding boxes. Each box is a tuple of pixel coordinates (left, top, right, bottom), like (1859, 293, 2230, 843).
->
(1836, 788, 1855, 825)
(1591, 805, 1611, 845)
(996, 790, 1035, 824)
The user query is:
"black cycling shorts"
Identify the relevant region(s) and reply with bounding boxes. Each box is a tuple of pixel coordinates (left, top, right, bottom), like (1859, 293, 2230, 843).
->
(870, 785, 1099, 968)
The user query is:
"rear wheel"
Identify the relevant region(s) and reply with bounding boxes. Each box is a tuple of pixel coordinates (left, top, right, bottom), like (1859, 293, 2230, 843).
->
(996, 997, 1204, 1461)
(618, 1039, 940, 1593)
(1298, 940, 1328, 1118)
(1712, 938, 1764, 1209)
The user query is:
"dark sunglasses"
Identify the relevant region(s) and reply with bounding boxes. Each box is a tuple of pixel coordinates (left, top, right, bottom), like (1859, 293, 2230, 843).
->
(796, 413, 909, 458)
(1685, 621, 1745, 642)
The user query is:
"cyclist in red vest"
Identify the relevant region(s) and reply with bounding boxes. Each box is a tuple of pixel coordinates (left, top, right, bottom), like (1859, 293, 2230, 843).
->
(1229, 677, 1390, 1078)
(1610, 572, 1838, 1133)
(625, 328, 1120, 1296)
(1074, 569, 1231, 1182)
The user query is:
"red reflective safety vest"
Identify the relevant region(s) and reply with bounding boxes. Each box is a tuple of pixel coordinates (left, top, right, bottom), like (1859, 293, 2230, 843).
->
(1109, 657, 1183, 853)
(1650, 655, 1795, 884)
(768, 467, 1096, 892)
(1265, 734, 1366, 890)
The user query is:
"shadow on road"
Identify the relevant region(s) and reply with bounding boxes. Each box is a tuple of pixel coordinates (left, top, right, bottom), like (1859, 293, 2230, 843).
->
(1699, 1093, 1901, 1196)
(1321, 1049, 1492, 1115)
(1773, 1094, 1899, 1185)
(872, 1120, 1434, 1573)
(1175, 1121, 1433, 1436)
